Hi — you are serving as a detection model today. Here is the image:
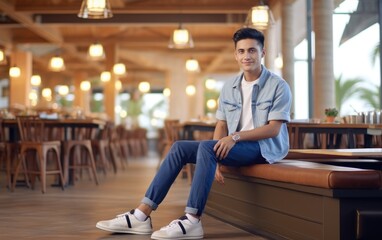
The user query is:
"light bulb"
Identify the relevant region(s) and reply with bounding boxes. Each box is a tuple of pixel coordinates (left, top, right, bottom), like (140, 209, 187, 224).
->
(113, 63, 126, 75)
(31, 75, 42, 86)
(100, 71, 111, 82)
(9, 66, 21, 77)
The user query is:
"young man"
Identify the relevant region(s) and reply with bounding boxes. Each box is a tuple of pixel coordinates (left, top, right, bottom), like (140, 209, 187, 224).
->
(96, 27, 292, 240)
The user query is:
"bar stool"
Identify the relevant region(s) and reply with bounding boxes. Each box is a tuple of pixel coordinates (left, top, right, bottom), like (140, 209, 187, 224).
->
(0, 118, 26, 190)
(12, 116, 65, 193)
(62, 125, 99, 185)
(108, 125, 126, 170)
(115, 125, 130, 161)
(91, 122, 115, 174)
(136, 127, 148, 156)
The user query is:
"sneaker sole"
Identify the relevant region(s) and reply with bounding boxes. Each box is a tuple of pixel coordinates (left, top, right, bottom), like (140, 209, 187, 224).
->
(96, 223, 152, 235)
(151, 234, 203, 240)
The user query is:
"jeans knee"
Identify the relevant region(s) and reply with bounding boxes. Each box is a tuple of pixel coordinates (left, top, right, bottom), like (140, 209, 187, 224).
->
(197, 140, 218, 163)
(167, 141, 199, 165)
(170, 141, 187, 154)
(198, 140, 216, 152)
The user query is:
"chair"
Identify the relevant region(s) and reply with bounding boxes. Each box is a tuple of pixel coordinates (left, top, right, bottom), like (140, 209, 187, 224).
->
(12, 116, 65, 193)
(115, 125, 131, 161)
(135, 127, 148, 156)
(91, 122, 115, 174)
(0, 118, 27, 190)
(0, 119, 8, 187)
(159, 119, 193, 185)
(108, 125, 127, 170)
(125, 128, 140, 158)
(62, 124, 99, 185)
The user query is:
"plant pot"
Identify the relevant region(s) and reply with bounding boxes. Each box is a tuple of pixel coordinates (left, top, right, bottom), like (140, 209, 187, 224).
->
(326, 116, 335, 123)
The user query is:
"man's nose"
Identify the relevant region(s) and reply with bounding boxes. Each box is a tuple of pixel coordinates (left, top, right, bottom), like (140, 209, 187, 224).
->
(244, 52, 251, 59)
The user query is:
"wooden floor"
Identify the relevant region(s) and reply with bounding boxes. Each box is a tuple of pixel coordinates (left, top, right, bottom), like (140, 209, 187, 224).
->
(0, 150, 268, 240)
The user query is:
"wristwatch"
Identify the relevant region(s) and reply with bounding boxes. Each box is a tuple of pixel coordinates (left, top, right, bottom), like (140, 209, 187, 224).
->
(231, 133, 240, 143)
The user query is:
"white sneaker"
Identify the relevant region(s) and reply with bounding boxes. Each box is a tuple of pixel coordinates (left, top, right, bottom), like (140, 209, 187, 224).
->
(151, 216, 204, 239)
(96, 209, 152, 234)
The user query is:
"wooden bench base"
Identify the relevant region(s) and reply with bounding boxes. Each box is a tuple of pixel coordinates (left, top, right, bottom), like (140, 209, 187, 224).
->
(205, 171, 382, 240)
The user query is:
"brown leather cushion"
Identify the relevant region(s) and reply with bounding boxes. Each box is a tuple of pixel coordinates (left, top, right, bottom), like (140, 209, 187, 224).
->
(220, 160, 382, 189)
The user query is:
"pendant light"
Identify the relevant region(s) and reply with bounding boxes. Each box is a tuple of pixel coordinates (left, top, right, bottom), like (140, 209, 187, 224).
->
(78, 0, 113, 19)
(246, 2, 274, 29)
(113, 63, 126, 76)
(49, 56, 65, 72)
(115, 79, 122, 91)
(88, 43, 105, 60)
(58, 85, 69, 96)
(163, 88, 171, 97)
(168, 24, 194, 49)
(100, 71, 111, 82)
(138, 81, 150, 93)
(185, 58, 200, 72)
(185, 85, 196, 96)
(9, 65, 21, 78)
(80, 81, 91, 91)
(31, 75, 42, 86)
(9, 51, 20, 77)
(42, 88, 52, 100)
(0, 48, 7, 65)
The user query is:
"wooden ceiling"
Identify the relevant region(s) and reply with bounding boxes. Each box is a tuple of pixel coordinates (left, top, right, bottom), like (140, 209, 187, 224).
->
(0, 0, 280, 89)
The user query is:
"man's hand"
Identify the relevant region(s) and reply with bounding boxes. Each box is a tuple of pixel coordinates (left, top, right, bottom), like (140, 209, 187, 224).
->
(215, 164, 225, 184)
(213, 135, 235, 160)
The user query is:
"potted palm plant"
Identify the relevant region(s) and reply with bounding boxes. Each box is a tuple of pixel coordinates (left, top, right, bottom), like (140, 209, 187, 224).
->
(325, 108, 338, 123)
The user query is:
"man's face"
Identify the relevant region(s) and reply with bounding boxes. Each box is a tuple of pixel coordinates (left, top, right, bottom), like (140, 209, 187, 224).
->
(234, 38, 265, 73)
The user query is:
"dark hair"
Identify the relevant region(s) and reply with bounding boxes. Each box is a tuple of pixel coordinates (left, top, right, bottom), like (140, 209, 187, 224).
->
(232, 27, 264, 49)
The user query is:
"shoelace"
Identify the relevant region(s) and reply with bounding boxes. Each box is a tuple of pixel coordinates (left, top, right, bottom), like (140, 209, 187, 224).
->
(116, 212, 130, 218)
(161, 216, 189, 230)
(111, 212, 131, 223)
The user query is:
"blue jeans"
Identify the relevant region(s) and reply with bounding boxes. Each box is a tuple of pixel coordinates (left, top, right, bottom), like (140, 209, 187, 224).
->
(141, 140, 266, 216)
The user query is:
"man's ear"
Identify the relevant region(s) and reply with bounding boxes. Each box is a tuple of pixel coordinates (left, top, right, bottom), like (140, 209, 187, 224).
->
(262, 48, 266, 58)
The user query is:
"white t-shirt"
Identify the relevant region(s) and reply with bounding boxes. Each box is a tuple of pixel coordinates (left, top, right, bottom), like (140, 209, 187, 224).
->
(240, 76, 259, 131)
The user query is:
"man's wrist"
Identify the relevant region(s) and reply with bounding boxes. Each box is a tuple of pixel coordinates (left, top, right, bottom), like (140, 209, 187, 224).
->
(231, 132, 240, 143)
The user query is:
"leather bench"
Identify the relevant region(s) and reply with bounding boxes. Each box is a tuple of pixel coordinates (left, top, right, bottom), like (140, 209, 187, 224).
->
(205, 160, 382, 240)
(220, 160, 382, 189)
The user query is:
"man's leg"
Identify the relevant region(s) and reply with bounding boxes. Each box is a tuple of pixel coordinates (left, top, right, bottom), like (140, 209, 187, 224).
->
(96, 140, 200, 235)
(142, 140, 199, 210)
(151, 141, 265, 238)
(151, 140, 218, 239)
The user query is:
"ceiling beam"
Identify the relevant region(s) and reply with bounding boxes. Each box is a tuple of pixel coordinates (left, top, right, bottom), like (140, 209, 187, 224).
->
(14, 0, 255, 14)
(0, 1, 63, 44)
(34, 13, 247, 25)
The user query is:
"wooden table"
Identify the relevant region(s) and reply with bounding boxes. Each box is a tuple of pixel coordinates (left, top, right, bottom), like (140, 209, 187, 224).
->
(289, 148, 382, 157)
(181, 121, 216, 140)
(288, 148, 382, 170)
(288, 121, 382, 149)
(2, 118, 106, 141)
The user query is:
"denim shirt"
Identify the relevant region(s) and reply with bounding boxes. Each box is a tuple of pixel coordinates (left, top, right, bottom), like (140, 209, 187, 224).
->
(215, 65, 292, 163)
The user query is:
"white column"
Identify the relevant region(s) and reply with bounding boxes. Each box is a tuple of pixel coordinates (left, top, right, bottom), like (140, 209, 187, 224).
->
(104, 44, 117, 122)
(282, 0, 295, 116)
(166, 61, 189, 121)
(9, 51, 32, 107)
(313, 0, 335, 119)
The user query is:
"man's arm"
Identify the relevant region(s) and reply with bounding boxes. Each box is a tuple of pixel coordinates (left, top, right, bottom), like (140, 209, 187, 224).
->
(213, 120, 228, 140)
(233, 119, 283, 142)
(212, 120, 228, 185)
